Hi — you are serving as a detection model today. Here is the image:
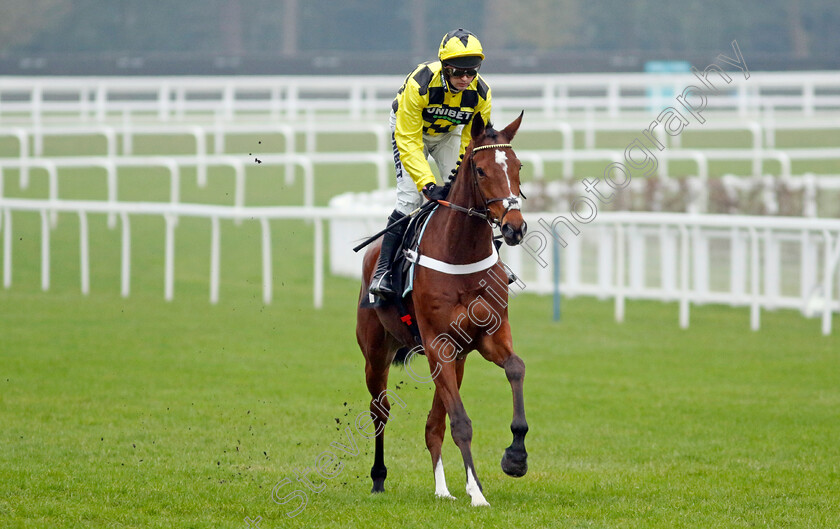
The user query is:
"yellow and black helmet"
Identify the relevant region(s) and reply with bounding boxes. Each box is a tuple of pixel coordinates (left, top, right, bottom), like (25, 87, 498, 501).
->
(438, 28, 484, 69)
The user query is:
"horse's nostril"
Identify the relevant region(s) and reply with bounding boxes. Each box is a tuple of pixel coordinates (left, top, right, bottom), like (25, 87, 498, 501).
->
(521, 221, 528, 236)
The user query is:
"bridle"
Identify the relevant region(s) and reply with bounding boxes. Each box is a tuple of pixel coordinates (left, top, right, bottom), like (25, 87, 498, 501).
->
(438, 142, 524, 228)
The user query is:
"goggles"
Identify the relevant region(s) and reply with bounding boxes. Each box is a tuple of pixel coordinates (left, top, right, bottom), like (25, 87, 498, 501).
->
(444, 65, 479, 78)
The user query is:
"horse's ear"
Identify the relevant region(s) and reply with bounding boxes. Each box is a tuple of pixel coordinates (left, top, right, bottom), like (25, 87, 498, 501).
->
(501, 110, 524, 141)
(471, 112, 486, 142)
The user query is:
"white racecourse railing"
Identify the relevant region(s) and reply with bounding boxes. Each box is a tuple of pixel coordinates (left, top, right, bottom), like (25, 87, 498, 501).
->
(3, 147, 840, 215)
(4, 118, 840, 162)
(329, 191, 840, 335)
(2, 72, 840, 122)
(0, 197, 363, 308)
(0, 152, 391, 214)
(2, 196, 838, 334)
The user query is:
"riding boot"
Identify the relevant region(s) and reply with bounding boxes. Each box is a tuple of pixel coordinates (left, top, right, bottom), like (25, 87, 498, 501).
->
(369, 210, 407, 298)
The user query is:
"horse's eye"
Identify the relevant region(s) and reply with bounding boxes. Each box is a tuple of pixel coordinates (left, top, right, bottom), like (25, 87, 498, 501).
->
(476, 167, 486, 177)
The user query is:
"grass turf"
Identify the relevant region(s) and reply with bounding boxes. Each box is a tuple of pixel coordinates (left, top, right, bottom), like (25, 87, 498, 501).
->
(0, 126, 839, 528)
(1, 226, 838, 528)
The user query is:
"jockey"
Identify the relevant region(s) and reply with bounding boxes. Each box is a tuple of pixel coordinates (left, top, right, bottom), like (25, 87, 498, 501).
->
(369, 28, 492, 299)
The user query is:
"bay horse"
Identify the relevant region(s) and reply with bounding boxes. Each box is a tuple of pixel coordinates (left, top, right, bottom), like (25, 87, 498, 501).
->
(356, 112, 529, 507)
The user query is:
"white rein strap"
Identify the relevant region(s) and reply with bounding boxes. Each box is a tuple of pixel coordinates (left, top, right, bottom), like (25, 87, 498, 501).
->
(405, 244, 498, 275)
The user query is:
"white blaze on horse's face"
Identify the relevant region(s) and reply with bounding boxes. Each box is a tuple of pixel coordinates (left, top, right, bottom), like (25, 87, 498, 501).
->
(495, 149, 510, 190)
(494, 148, 521, 213)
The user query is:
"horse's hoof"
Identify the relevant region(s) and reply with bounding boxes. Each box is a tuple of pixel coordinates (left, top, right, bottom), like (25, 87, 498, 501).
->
(371, 480, 386, 493)
(501, 447, 528, 477)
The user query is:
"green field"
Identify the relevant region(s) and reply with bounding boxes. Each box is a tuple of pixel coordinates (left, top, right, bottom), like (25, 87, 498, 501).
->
(1, 128, 840, 528)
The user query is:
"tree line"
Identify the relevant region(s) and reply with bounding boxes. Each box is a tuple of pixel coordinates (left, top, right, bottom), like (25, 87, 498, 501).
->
(2, 0, 838, 67)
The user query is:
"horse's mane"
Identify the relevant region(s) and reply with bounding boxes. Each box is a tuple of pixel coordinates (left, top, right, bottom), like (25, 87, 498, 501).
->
(448, 121, 498, 182)
(484, 123, 497, 139)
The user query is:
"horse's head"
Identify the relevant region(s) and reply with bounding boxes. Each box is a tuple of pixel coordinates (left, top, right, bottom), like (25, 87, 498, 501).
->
(465, 111, 528, 246)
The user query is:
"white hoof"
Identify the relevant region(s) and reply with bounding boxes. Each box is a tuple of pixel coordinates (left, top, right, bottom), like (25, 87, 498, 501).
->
(471, 497, 491, 507)
(436, 492, 457, 500)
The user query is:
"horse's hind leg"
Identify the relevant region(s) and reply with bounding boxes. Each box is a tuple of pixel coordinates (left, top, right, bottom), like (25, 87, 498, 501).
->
(357, 305, 394, 493)
(364, 356, 392, 493)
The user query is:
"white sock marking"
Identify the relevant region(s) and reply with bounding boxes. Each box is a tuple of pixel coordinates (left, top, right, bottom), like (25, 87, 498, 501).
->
(465, 467, 490, 507)
(434, 458, 456, 499)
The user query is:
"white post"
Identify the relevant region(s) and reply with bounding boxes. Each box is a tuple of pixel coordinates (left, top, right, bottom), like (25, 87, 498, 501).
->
(628, 224, 644, 295)
(40, 210, 50, 291)
(731, 226, 746, 305)
(660, 225, 676, 301)
(105, 160, 118, 229)
(164, 214, 176, 301)
(597, 226, 614, 300)
(803, 82, 815, 118)
(615, 223, 625, 323)
(607, 82, 619, 118)
(749, 227, 761, 331)
(558, 122, 573, 179)
(800, 229, 816, 311)
(314, 217, 323, 309)
(104, 126, 117, 158)
(302, 158, 314, 209)
(822, 231, 839, 336)
(47, 161, 59, 229)
(261, 217, 273, 305)
(764, 228, 779, 310)
(223, 83, 235, 121)
(287, 84, 299, 120)
(158, 83, 170, 121)
(79, 211, 89, 295)
(18, 131, 30, 189)
(692, 227, 708, 302)
(2, 208, 10, 288)
(96, 83, 107, 121)
(234, 159, 245, 226)
(122, 111, 133, 155)
(32, 84, 43, 127)
(281, 125, 295, 186)
(350, 84, 362, 120)
(210, 216, 220, 304)
(120, 212, 131, 298)
(679, 224, 690, 329)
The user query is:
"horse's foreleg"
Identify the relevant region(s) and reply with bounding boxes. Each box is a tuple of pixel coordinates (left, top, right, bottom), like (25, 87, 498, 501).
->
(429, 358, 489, 507)
(500, 353, 528, 477)
(478, 325, 529, 478)
(425, 389, 455, 499)
(424, 356, 467, 500)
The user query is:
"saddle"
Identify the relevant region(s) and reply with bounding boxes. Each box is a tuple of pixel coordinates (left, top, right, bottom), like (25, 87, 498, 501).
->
(360, 205, 438, 345)
(395, 204, 437, 298)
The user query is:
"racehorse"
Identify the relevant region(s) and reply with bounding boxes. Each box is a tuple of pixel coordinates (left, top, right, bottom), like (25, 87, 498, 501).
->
(356, 112, 529, 507)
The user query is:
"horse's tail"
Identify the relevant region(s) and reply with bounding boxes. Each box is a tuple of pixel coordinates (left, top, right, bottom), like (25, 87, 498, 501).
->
(393, 346, 411, 365)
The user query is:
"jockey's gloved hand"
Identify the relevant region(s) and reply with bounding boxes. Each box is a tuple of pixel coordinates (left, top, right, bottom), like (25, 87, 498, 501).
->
(422, 182, 450, 201)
